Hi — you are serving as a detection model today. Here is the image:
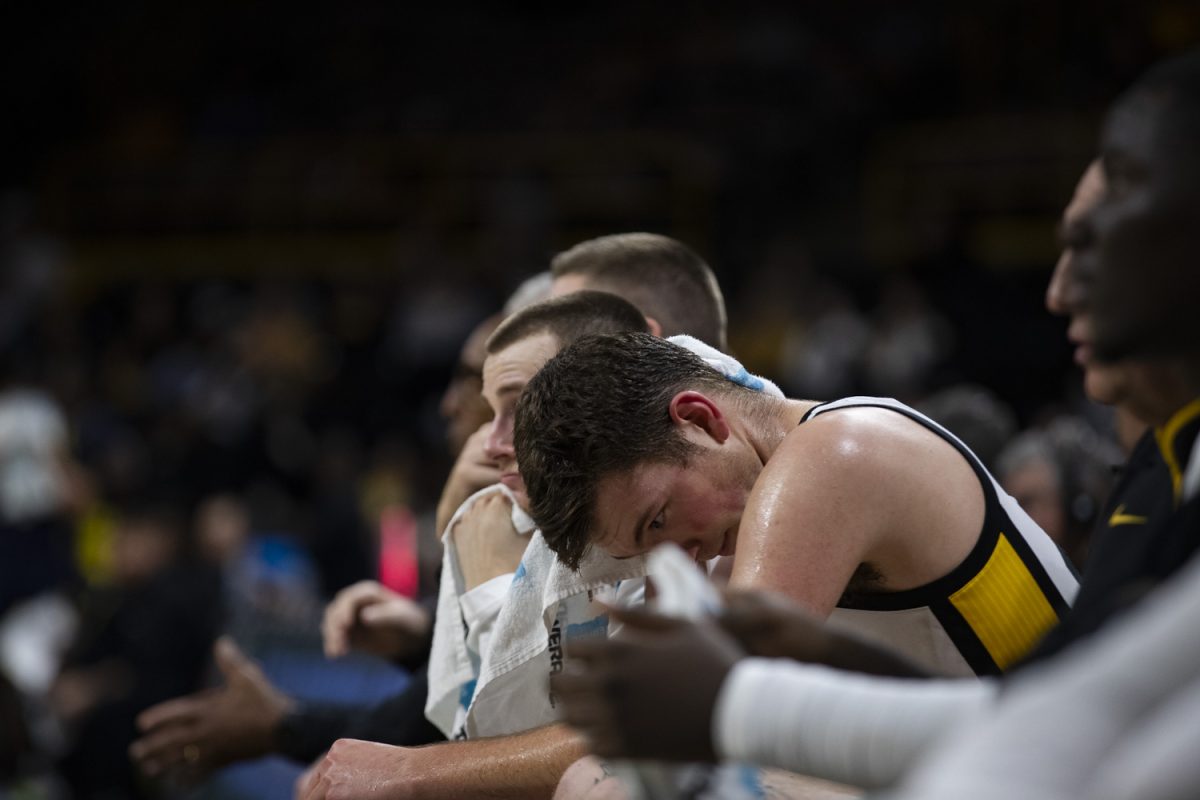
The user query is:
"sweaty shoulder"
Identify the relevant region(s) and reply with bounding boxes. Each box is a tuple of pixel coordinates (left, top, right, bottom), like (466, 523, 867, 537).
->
(747, 405, 984, 594)
(769, 405, 924, 482)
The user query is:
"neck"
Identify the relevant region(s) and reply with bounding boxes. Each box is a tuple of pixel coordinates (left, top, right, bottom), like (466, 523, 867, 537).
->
(745, 398, 821, 463)
(1124, 359, 1199, 427)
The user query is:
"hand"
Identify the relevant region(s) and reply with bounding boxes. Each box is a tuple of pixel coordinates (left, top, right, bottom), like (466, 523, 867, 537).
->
(436, 425, 502, 537)
(551, 606, 744, 763)
(720, 589, 927, 677)
(717, 589, 836, 660)
(297, 739, 412, 800)
(130, 637, 294, 779)
(51, 660, 132, 722)
(322, 580, 432, 661)
(452, 492, 528, 592)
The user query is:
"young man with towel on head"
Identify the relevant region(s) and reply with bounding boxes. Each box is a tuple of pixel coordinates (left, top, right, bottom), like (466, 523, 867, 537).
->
(518, 332, 1077, 676)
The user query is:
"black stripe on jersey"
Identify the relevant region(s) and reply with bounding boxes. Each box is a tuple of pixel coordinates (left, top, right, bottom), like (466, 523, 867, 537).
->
(837, 523, 999, 612)
(928, 597, 1002, 676)
(1004, 522, 1071, 615)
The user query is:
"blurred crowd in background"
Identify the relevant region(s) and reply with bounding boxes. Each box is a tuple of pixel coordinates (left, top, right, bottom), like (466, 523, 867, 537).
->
(1, 1, 1195, 797)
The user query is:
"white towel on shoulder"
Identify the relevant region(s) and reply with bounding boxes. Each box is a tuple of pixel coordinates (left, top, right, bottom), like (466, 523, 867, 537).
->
(426, 484, 534, 738)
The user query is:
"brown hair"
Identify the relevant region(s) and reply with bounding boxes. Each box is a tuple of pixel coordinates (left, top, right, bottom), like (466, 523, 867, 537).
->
(514, 332, 752, 569)
(551, 233, 728, 350)
(486, 290, 650, 355)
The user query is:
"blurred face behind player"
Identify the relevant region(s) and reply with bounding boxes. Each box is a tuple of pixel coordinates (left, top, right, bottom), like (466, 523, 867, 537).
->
(1080, 69, 1200, 366)
(480, 331, 559, 511)
(1046, 163, 1135, 406)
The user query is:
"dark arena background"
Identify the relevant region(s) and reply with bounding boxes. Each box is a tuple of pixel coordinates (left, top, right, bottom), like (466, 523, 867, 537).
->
(0, 2, 1196, 798)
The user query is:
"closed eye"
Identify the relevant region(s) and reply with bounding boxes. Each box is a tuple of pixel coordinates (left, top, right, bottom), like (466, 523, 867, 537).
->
(634, 506, 666, 549)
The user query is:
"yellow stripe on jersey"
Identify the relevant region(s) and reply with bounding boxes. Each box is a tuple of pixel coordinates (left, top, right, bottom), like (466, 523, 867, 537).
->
(949, 533, 1060, 670)
(1153, 397, 1200, 504)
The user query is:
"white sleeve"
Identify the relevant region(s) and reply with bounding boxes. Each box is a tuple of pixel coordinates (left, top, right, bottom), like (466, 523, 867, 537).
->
(888, 550, 1200, 800)
(460, 572, 513, 660)
(712, 658, 995, 789)
(1089, 672, 1200, 800)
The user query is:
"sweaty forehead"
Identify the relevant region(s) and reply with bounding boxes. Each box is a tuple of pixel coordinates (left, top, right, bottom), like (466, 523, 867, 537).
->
(482, 331, 560, 395)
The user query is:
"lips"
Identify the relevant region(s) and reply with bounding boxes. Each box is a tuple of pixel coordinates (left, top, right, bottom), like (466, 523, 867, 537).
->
(1067, 319, 1095, 367)
(500, 472, 525, 492)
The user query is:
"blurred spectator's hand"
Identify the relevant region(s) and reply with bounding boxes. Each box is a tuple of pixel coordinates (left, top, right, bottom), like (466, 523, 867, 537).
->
(130, 637, 293, 779)
(451, 492, 527, 592)
(51, 660, 132, 722)
(296, 739, 409, 800)
(321, 580, 431, 661)
(435, 424, 502, 537)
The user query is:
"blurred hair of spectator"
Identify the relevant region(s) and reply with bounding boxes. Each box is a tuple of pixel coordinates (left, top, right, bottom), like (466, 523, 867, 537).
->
(997, 417, 1124, 570)
(916, 383, 1019, 473)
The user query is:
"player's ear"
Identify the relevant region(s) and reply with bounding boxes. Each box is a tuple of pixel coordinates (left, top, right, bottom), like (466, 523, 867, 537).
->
(668, 391, 729, 443)
(644, 316, 664, 337)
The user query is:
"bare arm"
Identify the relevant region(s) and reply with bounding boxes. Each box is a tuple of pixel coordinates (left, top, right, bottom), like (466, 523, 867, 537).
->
(299, 724, 586, 800)
(729, 408, 981, 617)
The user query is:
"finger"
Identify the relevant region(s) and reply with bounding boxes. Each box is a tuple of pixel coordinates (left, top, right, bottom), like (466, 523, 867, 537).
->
(562, 637, 613, 662)
(129, 725, 196, 772)
(214, 636, 255, 680)
(604, 605, 682, 632)
(323, 582, 379, 657)
(294, 758, 323, 800)
(556, 693, 615, 733)
(585, 730, 629, 760)
(359, 598, 428, 631)
(551, 670, 605, 701)
(304, 773, 331, 800)
(136, 694, 205, 732)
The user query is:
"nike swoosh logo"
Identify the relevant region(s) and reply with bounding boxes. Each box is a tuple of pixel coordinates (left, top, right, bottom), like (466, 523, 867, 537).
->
(1108, 504, 1148, 527)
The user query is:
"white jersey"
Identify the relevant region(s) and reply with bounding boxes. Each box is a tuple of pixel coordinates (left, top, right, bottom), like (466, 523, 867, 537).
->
(807, 397, 1079, 676)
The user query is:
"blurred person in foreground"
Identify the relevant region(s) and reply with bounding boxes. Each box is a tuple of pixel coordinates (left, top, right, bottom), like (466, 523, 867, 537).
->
(882, 47, 1200, 800)
(545, 51, 1200, 798)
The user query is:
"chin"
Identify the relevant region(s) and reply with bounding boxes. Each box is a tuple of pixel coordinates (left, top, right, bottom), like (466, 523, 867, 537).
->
(1083, 367, 1128, 407)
